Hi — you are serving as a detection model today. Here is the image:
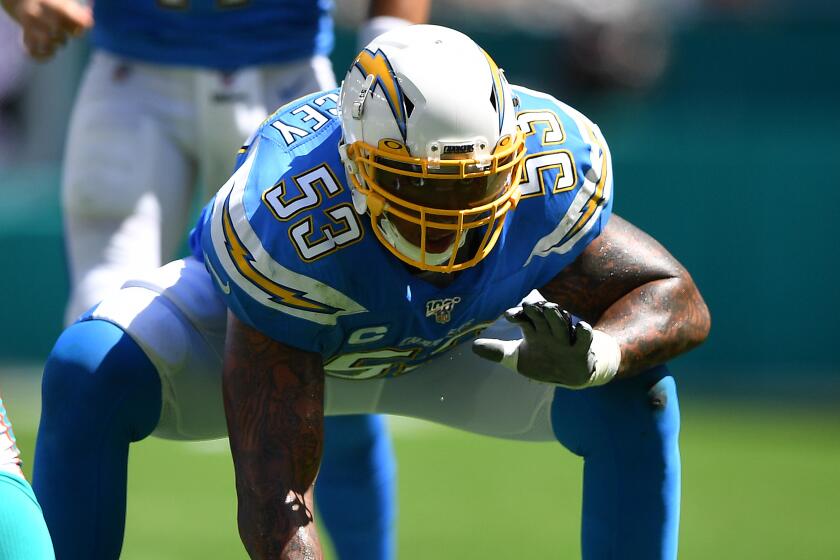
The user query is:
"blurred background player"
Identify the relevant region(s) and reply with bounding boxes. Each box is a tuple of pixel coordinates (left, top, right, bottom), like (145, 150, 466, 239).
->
(0, 8, 29, 164)
(0, 394, 54, 560)
(0, 0, 431, 558)
(0, 11, 57, 559)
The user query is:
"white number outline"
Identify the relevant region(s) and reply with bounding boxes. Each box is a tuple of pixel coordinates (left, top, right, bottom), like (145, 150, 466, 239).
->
(290, 203, 363, 262)
(516, 110, 566, 145)
(262, 164, 364, 262)
(325, 347, 422, 380)
(325, 322, 494, 379)
(518, 150, 578, 199)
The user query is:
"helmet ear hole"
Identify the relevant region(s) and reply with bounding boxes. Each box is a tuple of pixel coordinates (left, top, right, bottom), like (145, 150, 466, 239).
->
(404, 96, 415, 119)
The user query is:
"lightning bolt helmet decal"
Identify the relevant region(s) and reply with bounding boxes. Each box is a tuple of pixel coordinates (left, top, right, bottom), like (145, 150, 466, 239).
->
(338, 25, 527, 273)
(353, 48, 408, 141)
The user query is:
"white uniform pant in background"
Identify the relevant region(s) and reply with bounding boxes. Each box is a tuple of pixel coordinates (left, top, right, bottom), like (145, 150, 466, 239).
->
(62, 51, 337, 324)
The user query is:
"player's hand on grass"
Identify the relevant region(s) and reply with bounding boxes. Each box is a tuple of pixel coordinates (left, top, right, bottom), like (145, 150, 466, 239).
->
(472, 300, 621, 389)
(1, 0, 92, 61)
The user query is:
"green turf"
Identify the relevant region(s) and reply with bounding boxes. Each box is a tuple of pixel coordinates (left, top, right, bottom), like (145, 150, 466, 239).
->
(9, 401, 840, 559)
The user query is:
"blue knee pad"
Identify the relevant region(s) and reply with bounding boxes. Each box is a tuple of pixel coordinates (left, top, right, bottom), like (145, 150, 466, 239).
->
(0, 472, 55, 560)
(34, 319, 161, 560)
(551, 365, 680, 560)
(316, 414, 397, 560)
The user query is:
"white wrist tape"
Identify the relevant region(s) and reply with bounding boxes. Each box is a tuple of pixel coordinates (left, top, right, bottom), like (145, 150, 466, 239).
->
(358, 16, 413, 50)
(587, 329, 621, 387)
(491, 330, 620, 388)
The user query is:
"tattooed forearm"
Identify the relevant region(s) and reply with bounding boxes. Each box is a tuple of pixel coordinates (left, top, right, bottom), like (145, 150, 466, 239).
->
(541, 214, 711, 377)
(223, 311, 324, 560)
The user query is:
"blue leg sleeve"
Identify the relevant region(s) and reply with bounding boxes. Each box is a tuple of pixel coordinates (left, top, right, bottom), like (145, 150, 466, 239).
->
(551, 365, 681, 560)
(0, 473, 55, 560)
(315, 414, 397, 560)
(33, 320, 161, 560)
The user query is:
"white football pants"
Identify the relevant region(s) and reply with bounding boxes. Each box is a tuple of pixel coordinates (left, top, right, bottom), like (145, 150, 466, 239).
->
(89, 258, 559, 442)
(62, 50, 337, 325)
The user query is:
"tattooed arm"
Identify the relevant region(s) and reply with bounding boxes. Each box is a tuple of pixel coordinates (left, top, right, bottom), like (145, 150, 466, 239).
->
(223, 311, 325, 559)
(540, 214, 711, 378)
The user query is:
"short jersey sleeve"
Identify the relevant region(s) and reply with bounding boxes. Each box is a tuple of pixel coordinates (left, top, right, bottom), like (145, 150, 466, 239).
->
(507, 85, 614, 283)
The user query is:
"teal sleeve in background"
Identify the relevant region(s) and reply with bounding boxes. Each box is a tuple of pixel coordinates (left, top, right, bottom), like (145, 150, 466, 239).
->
(0, 472, 55, 560)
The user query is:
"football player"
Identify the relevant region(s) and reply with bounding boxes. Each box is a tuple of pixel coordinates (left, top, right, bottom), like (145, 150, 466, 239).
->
(34, 25, 710, 559)
(0, 0, 432, 558)
(0, 395, 54, 559)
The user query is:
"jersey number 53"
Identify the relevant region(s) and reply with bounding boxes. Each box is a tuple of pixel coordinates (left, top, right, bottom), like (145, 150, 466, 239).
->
(262, 164, 364, 262)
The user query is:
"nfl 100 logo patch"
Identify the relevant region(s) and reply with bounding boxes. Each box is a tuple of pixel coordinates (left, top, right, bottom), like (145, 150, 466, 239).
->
(425, 296, 461, 324)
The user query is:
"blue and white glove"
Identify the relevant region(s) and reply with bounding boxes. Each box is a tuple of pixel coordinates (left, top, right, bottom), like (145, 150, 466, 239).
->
(472, 300, 621, 389)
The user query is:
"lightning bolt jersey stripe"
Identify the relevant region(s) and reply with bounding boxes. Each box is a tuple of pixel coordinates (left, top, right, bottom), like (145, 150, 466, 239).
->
(191, 87, 613, 370)
(204, 137, 366, 332)
(516, 86, 613, 265)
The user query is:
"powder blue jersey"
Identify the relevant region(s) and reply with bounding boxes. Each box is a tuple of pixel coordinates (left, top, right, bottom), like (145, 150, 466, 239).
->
(90, 0, 334, 70)
(191, 85, 613, 379)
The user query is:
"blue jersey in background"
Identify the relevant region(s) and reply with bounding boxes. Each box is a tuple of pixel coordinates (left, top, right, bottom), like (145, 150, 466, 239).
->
(91, 0, 334, 70)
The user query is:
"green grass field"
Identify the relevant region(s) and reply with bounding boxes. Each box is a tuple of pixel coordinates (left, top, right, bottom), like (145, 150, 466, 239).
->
(5, 375, 840, 559)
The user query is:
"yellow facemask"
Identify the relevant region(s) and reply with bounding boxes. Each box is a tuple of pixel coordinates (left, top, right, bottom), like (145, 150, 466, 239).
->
(343, 130, 527, 273)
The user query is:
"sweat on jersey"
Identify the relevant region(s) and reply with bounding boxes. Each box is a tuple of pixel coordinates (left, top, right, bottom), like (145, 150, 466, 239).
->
(190, 85, 613, 379)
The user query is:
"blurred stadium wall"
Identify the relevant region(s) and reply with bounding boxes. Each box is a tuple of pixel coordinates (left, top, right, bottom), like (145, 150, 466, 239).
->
(1, 8, 838, 395)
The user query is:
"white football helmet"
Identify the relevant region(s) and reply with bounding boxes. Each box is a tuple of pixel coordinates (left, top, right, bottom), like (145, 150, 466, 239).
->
(338, 24, 526, 273)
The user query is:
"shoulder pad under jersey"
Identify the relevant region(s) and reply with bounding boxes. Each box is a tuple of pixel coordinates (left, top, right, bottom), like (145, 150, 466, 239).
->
(506, 85, 614, 278)
(195, 90, 367, 353)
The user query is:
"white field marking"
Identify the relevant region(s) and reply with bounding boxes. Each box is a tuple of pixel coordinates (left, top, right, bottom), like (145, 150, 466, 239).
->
(386, 416, 445, 438)
(183, 438, 231, 454)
